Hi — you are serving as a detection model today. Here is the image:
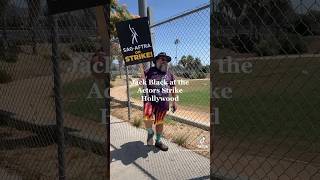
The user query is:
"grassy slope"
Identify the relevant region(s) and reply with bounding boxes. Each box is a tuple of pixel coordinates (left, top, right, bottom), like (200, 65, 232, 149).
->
(130, 79, 210, 111)
(214, 58, 320, 140)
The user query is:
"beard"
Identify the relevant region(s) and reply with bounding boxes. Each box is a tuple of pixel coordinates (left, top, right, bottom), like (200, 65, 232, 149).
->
(156, 63, 168, 72)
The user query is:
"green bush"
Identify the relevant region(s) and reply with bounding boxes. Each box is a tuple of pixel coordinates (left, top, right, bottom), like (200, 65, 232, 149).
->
(190, 71, 206, 79)
(111, 73, 117, 81)
(254, 38, 281, 56)
(42, 54, 51, 61)
(172, 134, 188, 146)
(213, 36, 233, 49)
(0, 42, 19, 63)
(70, 38, 96, 52)
(0, 70, 12, 83)
(133, 118, 143, 128)
(278, 34, 307, 54)
(254, 34, 307, 56)
(231, 34, 257, 53)
(60, 51, 72, 61)
(164, 117, 176, 125)
(175, 69, 206, 79)
(202, 66, 210, 73)
(3, 53, 18, 63)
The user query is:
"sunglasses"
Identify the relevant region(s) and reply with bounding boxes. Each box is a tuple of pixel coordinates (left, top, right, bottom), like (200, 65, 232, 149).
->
(158, 57, 168, 62)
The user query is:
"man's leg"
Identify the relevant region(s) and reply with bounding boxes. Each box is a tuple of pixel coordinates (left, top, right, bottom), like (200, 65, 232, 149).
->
(154, 111, 168, 151)
(145, 118, 154, 145)
(155, 123, 163, 142)
(144, 102, 154, 145)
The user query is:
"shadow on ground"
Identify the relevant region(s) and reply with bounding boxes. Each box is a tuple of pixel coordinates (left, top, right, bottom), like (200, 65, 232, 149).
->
(111, 141, 160, 165)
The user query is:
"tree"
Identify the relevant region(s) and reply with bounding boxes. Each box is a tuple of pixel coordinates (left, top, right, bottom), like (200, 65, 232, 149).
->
(110, 0, 139, 38)
(218, 0, 295, 25)
(217, 0, 295, 36)
(110, 0, 138, 77)
(178, 55, 202, 70)
(177, 55, 206, 79)
(111, 41, 124, 78)
(178, 55, 192, 68)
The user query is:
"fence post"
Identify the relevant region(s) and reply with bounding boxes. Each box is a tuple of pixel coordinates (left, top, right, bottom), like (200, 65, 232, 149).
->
(125, 67, 131, 122)
(138, 0, 149, 70)
(96, 5, 111, 178)
(138, 0, 147, 17)
(147, 6, 154, 68)
(50, 15, 66, 180)
(210, 0, 214, 179)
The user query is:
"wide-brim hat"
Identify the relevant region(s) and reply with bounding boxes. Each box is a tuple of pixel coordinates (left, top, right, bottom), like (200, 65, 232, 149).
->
(153, 52, 172, 63)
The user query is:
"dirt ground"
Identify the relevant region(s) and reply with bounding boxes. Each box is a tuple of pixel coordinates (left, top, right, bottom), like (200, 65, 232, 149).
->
(0, 126, 107, 180)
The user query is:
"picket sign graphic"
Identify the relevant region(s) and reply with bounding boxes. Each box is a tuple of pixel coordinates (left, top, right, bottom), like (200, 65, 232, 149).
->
(116, 17, 154, 66)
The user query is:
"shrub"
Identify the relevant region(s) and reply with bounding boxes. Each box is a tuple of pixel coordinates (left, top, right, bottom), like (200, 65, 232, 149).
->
(254, 34, 307, 56)
(254, 38, 280, 56)
(189, 71, 205, 79)
(213, 36, 233, 49)
(174, 68, 206, 79)
(60, 51, 72, 61)
(172, 134, 188, 146)
(278, 34, 307, 54)
(3, 53, 18, 63)
(0, 42, 19, 63)
(197, 71, 207, 79)
(111, 73, 117, 81)
(133, 118, 142, 128)
(164, 118, 176, 125)
(231, 34, 257, 53)
(202, 66, 210, 73)
(42, 54, 51, 61)
(0, 70, 12, 83)
(290, 14, 313, 36)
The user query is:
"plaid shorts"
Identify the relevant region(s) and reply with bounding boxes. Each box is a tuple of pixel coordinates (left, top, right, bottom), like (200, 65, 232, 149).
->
(143, 102, 167, 125)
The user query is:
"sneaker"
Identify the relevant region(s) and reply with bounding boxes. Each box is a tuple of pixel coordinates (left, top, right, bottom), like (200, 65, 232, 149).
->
(155, 141, 168, 151)
(147, 131, 154, 146)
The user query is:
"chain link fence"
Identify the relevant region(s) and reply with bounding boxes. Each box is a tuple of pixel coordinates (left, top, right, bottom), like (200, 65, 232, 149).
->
(1, 0, 211, 179)
(0, 0, 107, 179)
(109, 3, 211, 179)
(111, 3, 212, 149)
(212, 0, 320, 179)
(149, 2, 211, 156)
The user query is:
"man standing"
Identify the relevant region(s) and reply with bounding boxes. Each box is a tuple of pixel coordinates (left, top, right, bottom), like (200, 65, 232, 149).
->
(142, 52, 177, 151)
